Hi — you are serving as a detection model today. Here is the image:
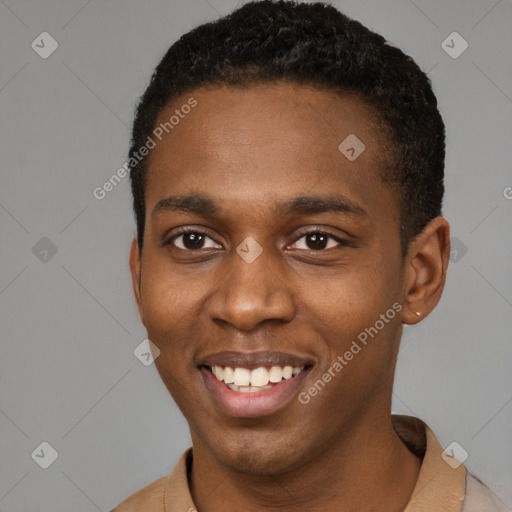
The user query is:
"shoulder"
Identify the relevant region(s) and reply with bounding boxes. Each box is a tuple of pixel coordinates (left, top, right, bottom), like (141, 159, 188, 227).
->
(109, 448, 193, 512)
(109, 475, 167, 512)
(462, 473, 509, 512)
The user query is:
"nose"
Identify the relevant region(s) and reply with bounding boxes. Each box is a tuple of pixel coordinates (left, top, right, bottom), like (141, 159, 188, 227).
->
(207, 250, 295, 332)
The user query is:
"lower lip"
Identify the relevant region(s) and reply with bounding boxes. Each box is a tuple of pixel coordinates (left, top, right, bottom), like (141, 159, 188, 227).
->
(200, 366, 311, 418)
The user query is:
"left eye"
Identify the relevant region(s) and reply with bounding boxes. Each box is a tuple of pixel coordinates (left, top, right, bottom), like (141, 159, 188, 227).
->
(290, 231, 344, 251)
(170, 231, 221, 250)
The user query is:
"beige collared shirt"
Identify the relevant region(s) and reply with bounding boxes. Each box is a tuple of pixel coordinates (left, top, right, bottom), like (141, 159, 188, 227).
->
(111, 415, 507, 511)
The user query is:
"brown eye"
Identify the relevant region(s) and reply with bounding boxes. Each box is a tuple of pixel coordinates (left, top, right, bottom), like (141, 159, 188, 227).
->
(305, 232, 329, 250)
(181, 232, 205, 249)
(290, 231, 346, 251)
(167, 230, 221, 251)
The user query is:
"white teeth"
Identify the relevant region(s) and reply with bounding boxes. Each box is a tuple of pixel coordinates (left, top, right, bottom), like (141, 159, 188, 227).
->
(233, 368, 251, 386)
(209, 364, 306, 391)
(228, 383, 274, 393)
(268, 366, 283, 383)
(223, 366, 234, 384)
(250, 367, 269, 386)
(282, 366, 293, 380)
(213, 365, 223, 380)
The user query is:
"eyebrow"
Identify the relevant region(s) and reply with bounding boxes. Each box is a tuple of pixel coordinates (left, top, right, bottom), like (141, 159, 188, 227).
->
(280, 195, 367, 217)
(152, 194, 218, 217)
(151, 193, 367, 218)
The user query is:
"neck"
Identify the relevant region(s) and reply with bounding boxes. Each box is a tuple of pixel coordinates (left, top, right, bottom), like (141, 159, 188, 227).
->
(189, 414, 421, 512)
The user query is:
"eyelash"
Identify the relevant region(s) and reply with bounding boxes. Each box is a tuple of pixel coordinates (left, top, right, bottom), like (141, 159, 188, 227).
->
(292, 229, 351, 250)
(164, 228, 220, 251)
(163, 227, 351, 251)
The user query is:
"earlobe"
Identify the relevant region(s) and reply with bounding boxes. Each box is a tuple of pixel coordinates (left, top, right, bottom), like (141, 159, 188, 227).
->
(401, 217, 450, 325)
(129, 238, 144, 324)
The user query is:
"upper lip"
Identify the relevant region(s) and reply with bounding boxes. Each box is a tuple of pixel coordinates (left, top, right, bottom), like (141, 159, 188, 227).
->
(197, 350, 314, 370)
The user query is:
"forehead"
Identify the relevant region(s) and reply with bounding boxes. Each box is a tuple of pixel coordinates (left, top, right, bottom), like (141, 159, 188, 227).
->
(144, 83, 396, 223)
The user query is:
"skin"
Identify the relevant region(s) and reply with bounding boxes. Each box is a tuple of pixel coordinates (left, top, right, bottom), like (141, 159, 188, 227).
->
(129, 82, 451, 511)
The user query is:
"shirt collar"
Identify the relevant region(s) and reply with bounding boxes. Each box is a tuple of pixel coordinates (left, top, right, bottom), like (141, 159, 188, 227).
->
(163, 415, 466, 512)
(393, 415, 466, 512)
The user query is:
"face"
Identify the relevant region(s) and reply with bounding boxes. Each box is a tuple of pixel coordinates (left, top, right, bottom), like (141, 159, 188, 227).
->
(131, 83, 410, 475)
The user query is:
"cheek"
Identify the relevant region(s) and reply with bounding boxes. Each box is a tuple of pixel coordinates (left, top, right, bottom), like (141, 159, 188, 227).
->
(306, 262, 394, 328)
(141, 274, 200, 401)
(301, 258, 402, 375)
(139, 258, 192, 343)
(301, 276, 402, 412)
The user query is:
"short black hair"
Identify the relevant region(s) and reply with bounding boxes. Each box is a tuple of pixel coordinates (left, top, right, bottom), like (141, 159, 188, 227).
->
(129, 0, 445, 254)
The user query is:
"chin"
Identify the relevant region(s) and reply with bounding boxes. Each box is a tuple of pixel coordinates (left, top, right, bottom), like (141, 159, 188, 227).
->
(209, 432, 307, 476)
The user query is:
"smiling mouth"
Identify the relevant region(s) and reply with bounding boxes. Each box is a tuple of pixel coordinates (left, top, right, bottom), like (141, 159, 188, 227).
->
(202, 364, 312, 393)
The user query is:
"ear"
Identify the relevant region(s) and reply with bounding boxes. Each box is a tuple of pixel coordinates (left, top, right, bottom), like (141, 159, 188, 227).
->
(401, 217, 450, 325)
(129, 237, 144, 325)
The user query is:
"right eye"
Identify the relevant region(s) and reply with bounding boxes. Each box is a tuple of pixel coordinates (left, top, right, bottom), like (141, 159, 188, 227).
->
(165, 229, 222, 251)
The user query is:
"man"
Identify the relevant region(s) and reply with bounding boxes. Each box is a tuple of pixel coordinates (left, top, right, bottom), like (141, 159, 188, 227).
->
(112, 1, 505, 510)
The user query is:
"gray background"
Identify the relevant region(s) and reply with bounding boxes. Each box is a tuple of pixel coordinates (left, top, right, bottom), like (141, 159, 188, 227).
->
(1, 0, 511, 510)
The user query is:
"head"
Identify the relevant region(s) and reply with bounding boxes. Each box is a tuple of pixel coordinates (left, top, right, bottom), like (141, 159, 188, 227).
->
(130, 0, 445, 255)
(128, 1, 450, 475)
